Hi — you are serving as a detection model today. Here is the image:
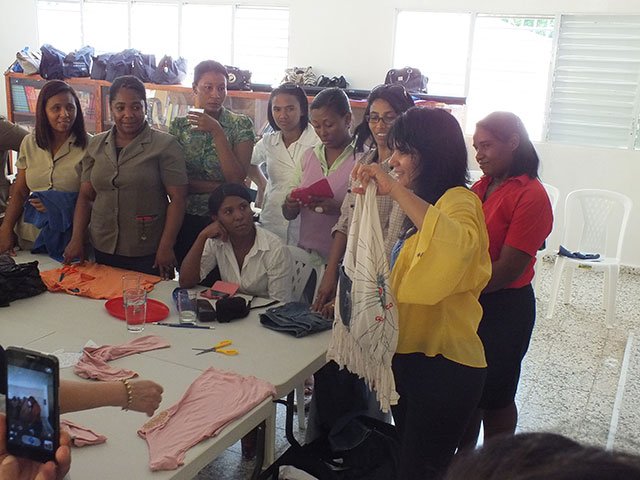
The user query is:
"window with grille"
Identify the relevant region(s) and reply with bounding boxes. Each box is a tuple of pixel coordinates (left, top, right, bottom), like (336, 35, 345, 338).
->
(394, 11, 554, 140)
(545, 15, 640, 149)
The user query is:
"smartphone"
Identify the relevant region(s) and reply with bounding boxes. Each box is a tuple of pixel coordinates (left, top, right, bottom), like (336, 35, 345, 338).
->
(5, 347, 60, 463)
(200, 288, 228, 300)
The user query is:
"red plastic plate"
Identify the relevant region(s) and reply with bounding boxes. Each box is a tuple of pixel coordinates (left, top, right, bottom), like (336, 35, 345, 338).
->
(105, 297, 170, 323)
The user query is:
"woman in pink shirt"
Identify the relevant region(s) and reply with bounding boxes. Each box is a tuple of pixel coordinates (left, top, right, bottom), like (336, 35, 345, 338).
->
(282, 88, 357, 263)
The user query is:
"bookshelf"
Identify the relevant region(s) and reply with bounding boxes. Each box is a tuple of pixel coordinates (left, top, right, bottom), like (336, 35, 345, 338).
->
(5, 72, 465, 137)
(5, 73, 274, 135)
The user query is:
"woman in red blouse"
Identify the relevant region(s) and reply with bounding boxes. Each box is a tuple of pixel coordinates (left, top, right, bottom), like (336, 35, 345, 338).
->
(461, 111, 553, 447)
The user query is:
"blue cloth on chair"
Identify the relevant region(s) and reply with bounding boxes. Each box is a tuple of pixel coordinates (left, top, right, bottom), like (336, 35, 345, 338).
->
(558, 245, 600, 261)
(23, 191, 78, 262)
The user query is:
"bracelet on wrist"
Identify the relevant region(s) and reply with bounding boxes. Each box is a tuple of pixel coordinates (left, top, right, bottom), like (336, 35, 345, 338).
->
(120, 378, 133, 410)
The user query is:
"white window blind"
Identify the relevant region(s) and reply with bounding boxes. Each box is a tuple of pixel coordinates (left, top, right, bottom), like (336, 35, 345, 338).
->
(394, 11, 471, 97)
(233, 6, 289, 85)
(546, 15, 640, 149)
(37, 1, 82, 53)
(182, 4, 233, 73)
(36, 2, 290, 86)
(467, 16, 554, 140)
(84, 1, 128, 53)
(130, 2, 179, 59)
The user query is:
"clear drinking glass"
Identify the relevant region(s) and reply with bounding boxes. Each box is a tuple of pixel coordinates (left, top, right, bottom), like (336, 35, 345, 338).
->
(124, 288, 147, 333)
(177, 289, 198, 324)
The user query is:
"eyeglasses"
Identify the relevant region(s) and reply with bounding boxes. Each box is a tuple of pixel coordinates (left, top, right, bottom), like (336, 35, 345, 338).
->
(365, 114, 398, 125)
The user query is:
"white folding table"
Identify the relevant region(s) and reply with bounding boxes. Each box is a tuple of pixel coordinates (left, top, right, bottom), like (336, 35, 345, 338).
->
(2, 252, 330, 479)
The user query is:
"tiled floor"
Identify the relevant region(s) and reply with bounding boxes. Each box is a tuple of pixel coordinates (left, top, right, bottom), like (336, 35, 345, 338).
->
(194, 259, 640, 479)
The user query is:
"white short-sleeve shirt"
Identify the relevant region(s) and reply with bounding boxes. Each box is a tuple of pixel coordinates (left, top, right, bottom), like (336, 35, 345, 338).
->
(251, 125, 318, 242)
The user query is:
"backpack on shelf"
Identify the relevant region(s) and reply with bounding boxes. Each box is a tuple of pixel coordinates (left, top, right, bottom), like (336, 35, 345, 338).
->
(90, 53, 113, 80)
(131, 53, 156, 83)
(104, 49, 142, 82)
(63, 45, 94, 78)
(225, 66, 252, 91)
(39, 44, 67, 80)
(384, 67, 428, 93)
(282, 66, 317, 86)
(16, 47, 41, 75)
(151, 56, 187, 85)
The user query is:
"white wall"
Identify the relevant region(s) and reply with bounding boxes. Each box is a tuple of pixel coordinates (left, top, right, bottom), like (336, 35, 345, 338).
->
(1, 0, 639, 265)
(0, 0, 38, 116)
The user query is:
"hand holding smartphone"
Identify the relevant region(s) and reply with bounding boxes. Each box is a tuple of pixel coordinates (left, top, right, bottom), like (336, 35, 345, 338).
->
(4, 347, 60, 464)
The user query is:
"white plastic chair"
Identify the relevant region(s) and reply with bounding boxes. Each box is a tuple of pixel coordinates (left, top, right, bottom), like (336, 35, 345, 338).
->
(288, 245, 324, 305)
(286, 245, 325, 429)
(546, 189, 632, 328)
(533, 183, 560, 293)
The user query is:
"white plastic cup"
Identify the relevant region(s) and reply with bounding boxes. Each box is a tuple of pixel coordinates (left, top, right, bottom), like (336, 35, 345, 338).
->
(188, 108, 205, 129)
(124, 288, 147, 333)
(177, 290, 198, 324)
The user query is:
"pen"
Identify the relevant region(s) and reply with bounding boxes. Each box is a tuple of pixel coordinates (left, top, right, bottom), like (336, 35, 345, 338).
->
(153, 323, 214, 330)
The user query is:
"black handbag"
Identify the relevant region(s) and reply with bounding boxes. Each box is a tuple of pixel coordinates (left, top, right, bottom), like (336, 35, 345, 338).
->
(63, 45, 94, 78)
(316, 75, 348, 89)
(39, 44, 67, 80)
(90, 53, 113, 80)
(384, 67, 428, 93)
(0, 256, 47, 307)
(225, 65, 252, 90)
(104, 49, 139, 82)
(131, 53, 156, 83)
(151, 56, 187, 85)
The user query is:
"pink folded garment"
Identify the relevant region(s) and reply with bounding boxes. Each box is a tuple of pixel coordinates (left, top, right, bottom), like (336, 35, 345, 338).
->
(61, 419, 107, 447)
(138, 367, 276, 471)
(74, 335, 171, 381)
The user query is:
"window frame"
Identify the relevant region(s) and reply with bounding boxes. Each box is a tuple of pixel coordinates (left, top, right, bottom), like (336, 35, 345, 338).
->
(394, 9, 640, 150)
(36, 0, 289, 86)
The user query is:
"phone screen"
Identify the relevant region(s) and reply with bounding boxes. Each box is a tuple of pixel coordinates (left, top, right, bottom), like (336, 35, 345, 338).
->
(5, 347, 59, 463)
(200, 289, 229, 300)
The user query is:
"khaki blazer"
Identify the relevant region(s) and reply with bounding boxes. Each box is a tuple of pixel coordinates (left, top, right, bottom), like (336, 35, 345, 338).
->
(81, 124, 187, 257)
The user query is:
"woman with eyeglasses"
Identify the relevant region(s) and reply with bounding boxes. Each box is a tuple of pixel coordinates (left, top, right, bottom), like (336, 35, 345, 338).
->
(249, 83, 319, 243)
(282, 88, 357, 263)
(311, 84, 415, 317)
(169, 60, 255, 266)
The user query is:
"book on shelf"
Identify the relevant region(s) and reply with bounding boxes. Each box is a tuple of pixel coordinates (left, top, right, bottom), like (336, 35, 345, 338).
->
(24, 86, 38, 112)
(76, 90, 96, 120)
(10, 84, 29, 113)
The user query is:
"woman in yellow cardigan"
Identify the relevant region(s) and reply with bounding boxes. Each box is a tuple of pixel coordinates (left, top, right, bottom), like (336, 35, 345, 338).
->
(353, 107, 491, 480)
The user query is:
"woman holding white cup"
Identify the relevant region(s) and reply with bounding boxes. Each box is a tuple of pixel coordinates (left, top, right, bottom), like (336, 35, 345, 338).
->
(169, 60, 255, 266)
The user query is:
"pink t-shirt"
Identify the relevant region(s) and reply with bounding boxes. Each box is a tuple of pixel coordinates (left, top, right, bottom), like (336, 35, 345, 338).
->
(138, 367, 276, 471)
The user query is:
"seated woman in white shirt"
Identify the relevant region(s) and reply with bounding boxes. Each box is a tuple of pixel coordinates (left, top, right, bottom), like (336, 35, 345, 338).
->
(179, 183, 293, 302)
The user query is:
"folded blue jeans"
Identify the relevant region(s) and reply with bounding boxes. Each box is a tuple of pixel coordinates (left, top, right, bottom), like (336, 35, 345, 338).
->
(259, 302, 332, 337)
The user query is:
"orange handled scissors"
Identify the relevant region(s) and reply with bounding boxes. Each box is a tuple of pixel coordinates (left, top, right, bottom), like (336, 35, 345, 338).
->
(192, 340, 238, 356)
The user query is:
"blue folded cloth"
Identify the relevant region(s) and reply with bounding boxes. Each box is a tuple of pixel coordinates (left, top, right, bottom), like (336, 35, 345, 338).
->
(558, 245, 600, 261)
(23, 191, 78, 262)
(260, 301, 332, 337)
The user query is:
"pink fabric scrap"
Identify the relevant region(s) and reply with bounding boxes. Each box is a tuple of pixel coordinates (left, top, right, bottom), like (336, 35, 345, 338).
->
(138, 367, 276, 471)
(61, 419, 107, 447)
(74, 335, 171, 381)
